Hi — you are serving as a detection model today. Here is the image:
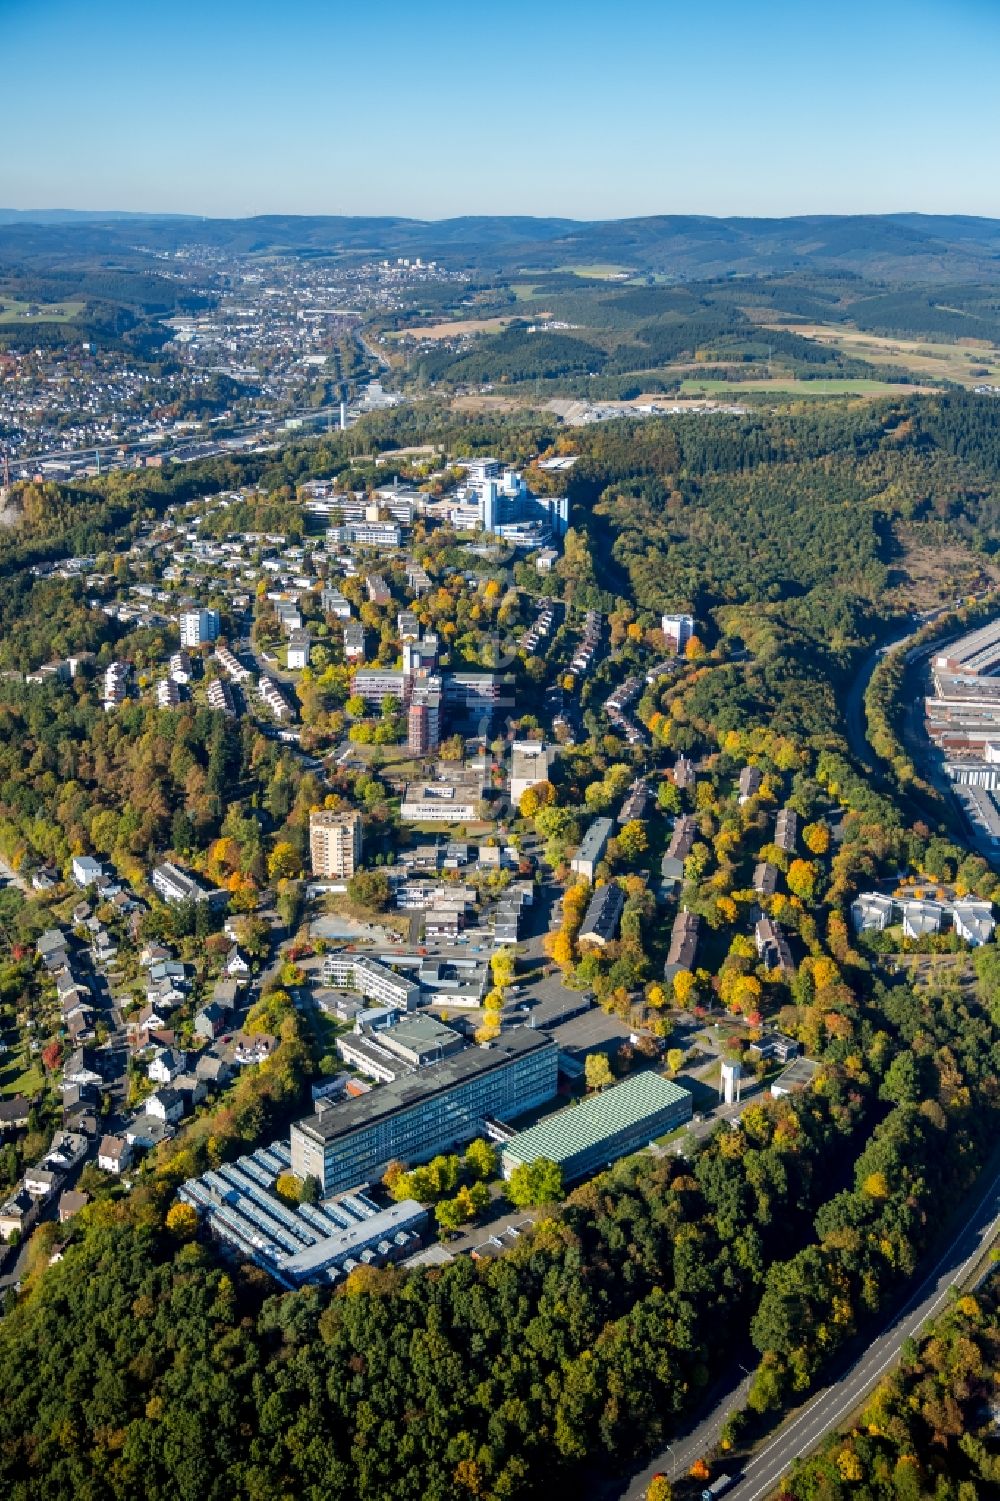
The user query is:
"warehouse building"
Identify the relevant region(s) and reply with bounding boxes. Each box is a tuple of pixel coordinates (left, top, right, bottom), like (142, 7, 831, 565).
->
(501, 1071, 692, 1184)
(291, 1030, 559, 1195)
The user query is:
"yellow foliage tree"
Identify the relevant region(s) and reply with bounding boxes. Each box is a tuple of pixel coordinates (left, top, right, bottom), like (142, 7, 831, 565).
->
(519, 781, 556, 819)
(673, 969, 697, 1006)
(165, 1202, 198, 1241)
(550, 930, 576, 968)
(275, 1172, 302, 1203)
(863, 1171, 891, 1200)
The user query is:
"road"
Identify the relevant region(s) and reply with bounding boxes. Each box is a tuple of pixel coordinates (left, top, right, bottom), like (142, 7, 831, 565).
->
(612, 1158, 1000, 1501)
(842, 617, 922, 770)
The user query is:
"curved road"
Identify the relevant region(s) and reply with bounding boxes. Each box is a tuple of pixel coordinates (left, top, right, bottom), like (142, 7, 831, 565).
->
(614, 1160, 1000, 1500)
(842, 617, 922, 770)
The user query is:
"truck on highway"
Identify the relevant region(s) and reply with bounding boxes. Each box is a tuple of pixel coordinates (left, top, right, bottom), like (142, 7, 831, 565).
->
(701, 1477, 734, 1501)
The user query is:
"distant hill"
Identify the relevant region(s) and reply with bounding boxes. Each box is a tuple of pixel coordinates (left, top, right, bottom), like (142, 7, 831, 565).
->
(2, 211, 1000, 283)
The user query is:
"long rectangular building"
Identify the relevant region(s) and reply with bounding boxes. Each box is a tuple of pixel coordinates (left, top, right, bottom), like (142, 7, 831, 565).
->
(501, 1071, 692, 1183)
(291, 1030, 558, 1195)
(935, 620, 1000, 678)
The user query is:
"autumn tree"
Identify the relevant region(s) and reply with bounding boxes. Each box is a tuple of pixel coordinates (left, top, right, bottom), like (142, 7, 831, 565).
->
(584, 1052, 614, 1091)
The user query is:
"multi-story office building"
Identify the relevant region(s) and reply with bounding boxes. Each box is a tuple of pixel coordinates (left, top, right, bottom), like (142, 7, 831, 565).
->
(501, 1072, 692, 1184)
(309, 809, 362, 879)
(290, 1030, 558, 1194)
(352, 956, 421, 1012)
(327, 521, 402, 549)
(321, 951, 421, 1012)
(443, 672, 515, 722)
(180, 608, 221, 648)
(403, 638, 439, 680)
(400, 771, 484, 824)
(351, 669, 406, 707)
(465, 461, 570, 541)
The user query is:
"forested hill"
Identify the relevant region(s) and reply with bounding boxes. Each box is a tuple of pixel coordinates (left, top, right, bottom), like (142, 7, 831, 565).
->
(5, 211, 1000, 279)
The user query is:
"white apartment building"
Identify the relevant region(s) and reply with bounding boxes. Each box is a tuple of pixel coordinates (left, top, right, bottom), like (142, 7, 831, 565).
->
(661, 614, 695, 654)
(179, 609, 221, 648)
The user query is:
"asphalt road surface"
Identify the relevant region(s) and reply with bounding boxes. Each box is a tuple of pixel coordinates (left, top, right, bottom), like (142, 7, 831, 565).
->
(614, 1160, 1000, 1501)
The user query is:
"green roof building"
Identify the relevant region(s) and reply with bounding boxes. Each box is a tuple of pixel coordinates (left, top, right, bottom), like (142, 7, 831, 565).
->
(501, 1071, 692, 1184)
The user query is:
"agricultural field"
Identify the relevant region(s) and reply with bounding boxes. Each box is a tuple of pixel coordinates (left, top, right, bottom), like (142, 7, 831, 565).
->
(390, 315, 522, 340)
(679, 375, 927, 397)
(556, 263, 635, 279)
(765, 320, 1000, 386)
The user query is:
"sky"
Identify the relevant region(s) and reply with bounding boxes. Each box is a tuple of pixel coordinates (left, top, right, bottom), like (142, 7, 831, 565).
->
(3, 0, 1000, 221)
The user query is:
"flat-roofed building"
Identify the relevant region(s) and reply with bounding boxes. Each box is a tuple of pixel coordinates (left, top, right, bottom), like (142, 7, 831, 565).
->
(851, 892, 896, 933)
(351, 669, 406, 707)
(661, 614, 695, 654)
(290, 1030, 558, 1195)
(401, 773, 484, 824)
(509, 740, 555, 807)
(771, 1056, 820, 1098)
(180, 608, 221, 648)
(408, 692, 441, 754)
(352, 955, 421, 1013)
(443, 671, 515, 721)
(309, 809, 362, 879)
(502, 1071, 692, 1183)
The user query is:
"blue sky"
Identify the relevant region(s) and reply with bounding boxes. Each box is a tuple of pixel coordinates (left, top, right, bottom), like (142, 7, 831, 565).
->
(3, 0, 999, 219)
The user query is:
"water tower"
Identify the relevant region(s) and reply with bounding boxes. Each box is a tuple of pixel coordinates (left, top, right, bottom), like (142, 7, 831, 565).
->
(720, 1058, 742, 1106)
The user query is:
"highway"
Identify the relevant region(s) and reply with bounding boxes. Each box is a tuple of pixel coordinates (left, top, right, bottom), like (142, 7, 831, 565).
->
(613, 1159, 1000, 1501)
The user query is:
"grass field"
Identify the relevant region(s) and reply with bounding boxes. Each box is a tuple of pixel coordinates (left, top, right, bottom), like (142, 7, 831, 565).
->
(557, 263, 634, 280)
(764, 321, 1000, 387)
(679, 376, 927, 397)
(0, 1057, 44, 1097)
(0, 297, 84, 324)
